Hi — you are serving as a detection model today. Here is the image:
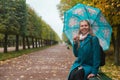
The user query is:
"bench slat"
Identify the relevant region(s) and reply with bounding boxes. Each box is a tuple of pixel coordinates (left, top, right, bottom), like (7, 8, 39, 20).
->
(89, 72, 112, 80)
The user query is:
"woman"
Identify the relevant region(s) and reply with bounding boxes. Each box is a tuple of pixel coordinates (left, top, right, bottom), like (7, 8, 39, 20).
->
(68, 20, 101, 80)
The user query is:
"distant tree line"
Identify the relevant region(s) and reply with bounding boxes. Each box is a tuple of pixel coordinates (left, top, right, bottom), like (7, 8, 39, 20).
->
(0, 0, 60, 53)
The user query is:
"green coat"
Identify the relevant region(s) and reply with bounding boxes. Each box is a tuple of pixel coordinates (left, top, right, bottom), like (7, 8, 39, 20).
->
(68, 34, 100, 80)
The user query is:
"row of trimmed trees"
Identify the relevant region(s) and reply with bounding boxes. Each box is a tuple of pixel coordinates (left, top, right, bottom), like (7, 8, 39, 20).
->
(57, 0, 120, 65)
(0, 0, 60, 53)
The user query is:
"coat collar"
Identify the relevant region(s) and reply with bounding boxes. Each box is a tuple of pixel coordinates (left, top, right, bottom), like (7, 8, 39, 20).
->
(80, 34, 92, 48)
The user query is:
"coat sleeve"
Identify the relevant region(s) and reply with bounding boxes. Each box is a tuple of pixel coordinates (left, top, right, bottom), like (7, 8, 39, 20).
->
(91, 36, 101, 75)
(72, 42, 78, 57)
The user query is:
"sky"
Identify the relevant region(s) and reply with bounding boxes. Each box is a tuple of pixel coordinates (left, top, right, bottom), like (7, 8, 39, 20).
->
(26, 0, 63, 39)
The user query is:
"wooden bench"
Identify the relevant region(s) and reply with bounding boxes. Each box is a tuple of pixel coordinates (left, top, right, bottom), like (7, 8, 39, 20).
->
(89, 72, 112, 80)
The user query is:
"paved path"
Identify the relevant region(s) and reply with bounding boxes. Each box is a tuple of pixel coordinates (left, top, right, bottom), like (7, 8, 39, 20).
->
(0, 44, 75, 80)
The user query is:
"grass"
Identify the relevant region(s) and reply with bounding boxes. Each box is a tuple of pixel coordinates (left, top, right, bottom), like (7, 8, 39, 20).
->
(0, 46, 50, 61)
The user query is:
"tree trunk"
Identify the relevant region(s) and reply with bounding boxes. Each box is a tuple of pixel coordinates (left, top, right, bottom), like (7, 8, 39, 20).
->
(112, 33, 115, 52)
(38, 39, 40, 47)
(35, 38, 38, 48)
(115, 25, 120, 65)
(4, 34, 8, 53)
(118, 25, 120, 65)
(32, 37, 34, 48)
(42, 39, 44, 47)
(26, 36, 30, 49)
(40, 39, 42, 47)
(114, 40, 119, 65)
(15, 35, 19, 51)
(22, 36, 26, 49)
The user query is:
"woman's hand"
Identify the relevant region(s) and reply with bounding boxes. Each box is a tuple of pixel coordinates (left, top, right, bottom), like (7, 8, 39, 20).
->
(87, 73, 95, 79)
(73, 35, 79, 42)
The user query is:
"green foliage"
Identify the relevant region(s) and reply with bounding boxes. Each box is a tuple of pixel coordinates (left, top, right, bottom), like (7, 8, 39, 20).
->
(0, 34, 4, 40)
(26, 6, 60, 41)
(0, 0, 26, 35)
(0, 0, 60, 42)
(27, 6, 41, 37)
(17, 0, 27, 36)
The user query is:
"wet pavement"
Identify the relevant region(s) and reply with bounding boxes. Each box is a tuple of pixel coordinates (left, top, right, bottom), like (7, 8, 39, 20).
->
(0, 44, 75, 80)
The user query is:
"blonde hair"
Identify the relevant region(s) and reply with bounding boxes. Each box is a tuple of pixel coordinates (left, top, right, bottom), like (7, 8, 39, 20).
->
(76, 20, 94, 49)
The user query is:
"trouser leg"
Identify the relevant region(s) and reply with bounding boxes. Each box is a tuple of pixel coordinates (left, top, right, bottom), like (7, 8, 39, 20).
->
(68, 68, 84, 80)
(74, 69, 84, 80)
(68, 68, 77, 80)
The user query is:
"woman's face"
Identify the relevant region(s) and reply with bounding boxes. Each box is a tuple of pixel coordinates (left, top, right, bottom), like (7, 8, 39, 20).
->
(79, 21, 90, 35)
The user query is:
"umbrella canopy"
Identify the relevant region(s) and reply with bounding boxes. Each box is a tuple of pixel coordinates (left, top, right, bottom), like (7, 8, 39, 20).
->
(63, 3, 112, 51)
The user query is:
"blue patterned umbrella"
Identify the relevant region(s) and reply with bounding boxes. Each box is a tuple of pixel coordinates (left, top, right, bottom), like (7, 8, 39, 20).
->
(63, 3, 112, 51)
